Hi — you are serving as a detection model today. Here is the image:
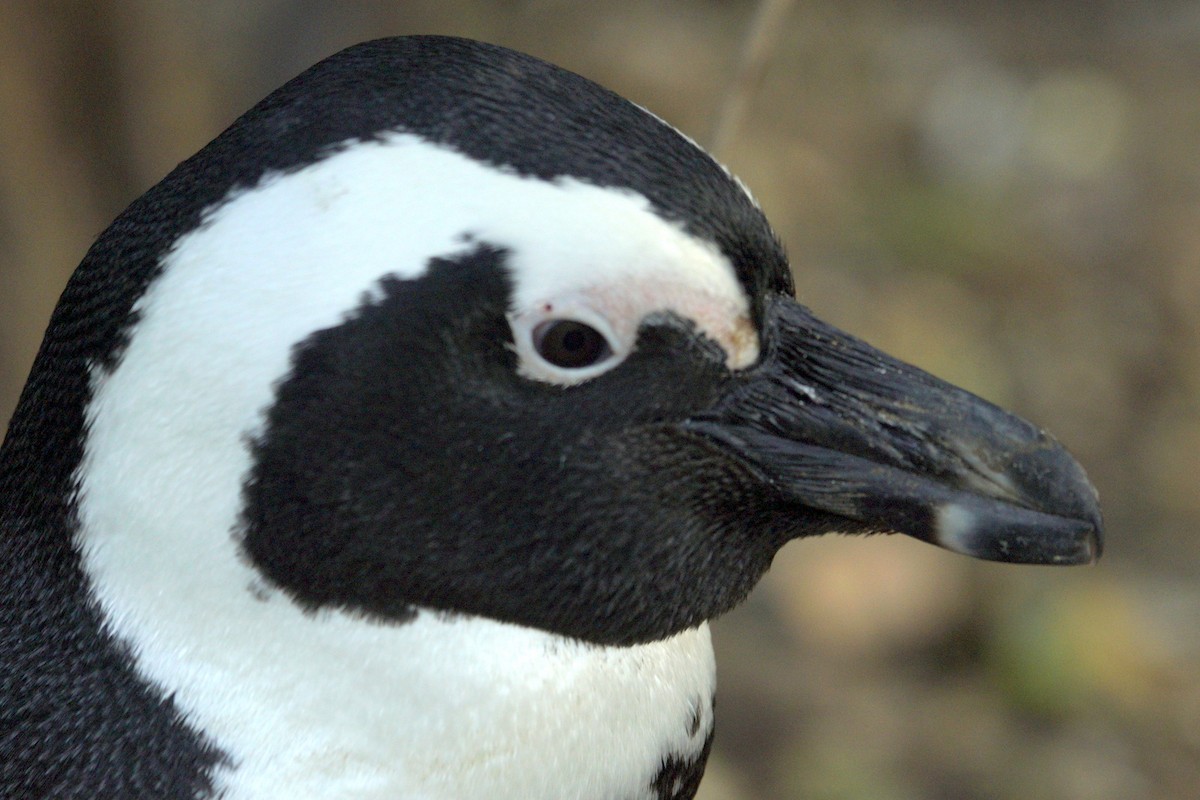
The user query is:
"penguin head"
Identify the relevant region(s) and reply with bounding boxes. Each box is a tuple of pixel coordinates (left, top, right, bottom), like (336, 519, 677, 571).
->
(10, 37, 1100, 650)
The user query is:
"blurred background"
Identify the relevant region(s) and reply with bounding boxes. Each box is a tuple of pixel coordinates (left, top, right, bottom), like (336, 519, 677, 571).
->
(1, 2, 1197, 798)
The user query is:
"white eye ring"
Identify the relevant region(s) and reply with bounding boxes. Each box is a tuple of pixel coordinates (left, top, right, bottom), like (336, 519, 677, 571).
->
(509, 300, 628, 385)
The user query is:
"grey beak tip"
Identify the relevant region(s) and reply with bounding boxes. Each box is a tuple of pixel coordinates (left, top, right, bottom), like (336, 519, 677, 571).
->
(931, 498, 1103, 566)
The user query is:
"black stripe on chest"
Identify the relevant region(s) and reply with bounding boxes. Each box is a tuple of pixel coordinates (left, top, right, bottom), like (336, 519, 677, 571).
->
(649, 726, 715, 800)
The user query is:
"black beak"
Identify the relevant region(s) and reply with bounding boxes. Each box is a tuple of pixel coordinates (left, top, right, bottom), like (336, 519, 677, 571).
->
(685, 295, 1102, 565)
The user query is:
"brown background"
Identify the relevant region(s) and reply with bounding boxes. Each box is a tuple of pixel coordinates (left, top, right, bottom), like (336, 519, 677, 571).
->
(1, 2, 1197, 798)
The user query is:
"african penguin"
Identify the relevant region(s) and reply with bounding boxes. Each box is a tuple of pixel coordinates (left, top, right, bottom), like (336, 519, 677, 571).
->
(0, 36, 1101, 800)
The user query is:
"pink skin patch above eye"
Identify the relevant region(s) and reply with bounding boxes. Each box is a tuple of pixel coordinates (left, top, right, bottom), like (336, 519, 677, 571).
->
(582, 279, 760, 371)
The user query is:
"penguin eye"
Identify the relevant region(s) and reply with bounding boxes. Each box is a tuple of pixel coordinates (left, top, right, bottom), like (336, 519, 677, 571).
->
(509, 301, 627, 385)
(531, 319, 614, 369)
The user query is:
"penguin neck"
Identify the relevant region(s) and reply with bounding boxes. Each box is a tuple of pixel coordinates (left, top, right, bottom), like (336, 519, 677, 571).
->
(83, 540, 716, 798)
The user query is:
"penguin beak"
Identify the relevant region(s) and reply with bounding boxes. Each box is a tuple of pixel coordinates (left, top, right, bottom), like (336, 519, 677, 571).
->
(685, 295, 1102, 565)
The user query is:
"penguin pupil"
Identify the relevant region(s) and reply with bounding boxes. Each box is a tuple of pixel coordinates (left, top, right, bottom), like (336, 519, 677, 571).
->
(561, 328, 589, 355)
(536, 320, 610, 368)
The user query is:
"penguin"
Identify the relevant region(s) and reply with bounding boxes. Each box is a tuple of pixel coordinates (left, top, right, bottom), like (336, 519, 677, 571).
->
(0, 36, 1100, 800)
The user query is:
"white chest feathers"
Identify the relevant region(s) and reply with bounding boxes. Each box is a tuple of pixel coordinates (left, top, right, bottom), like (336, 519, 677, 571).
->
(143, 609, 716, 799)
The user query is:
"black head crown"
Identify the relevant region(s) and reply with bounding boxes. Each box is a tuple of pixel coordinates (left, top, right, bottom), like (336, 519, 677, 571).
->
(199, 35, 793, 310)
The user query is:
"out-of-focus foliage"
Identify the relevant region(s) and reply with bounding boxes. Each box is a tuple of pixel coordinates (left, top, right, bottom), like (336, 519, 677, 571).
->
(1, 2, 1196, 798)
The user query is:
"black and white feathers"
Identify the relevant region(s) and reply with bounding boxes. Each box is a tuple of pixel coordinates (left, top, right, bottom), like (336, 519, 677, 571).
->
(0, 36, 1100, 800)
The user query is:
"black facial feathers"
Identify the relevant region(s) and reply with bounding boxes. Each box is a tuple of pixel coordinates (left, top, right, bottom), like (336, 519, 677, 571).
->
(240, 248, 793, 644)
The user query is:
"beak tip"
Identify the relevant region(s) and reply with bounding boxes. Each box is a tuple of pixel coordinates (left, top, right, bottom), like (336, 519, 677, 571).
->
(1043, 518, 1103, 566)
(1080, 516, 1104, 564)
(931, 495, 1103, 567)
(961, 432, 1105, 566)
